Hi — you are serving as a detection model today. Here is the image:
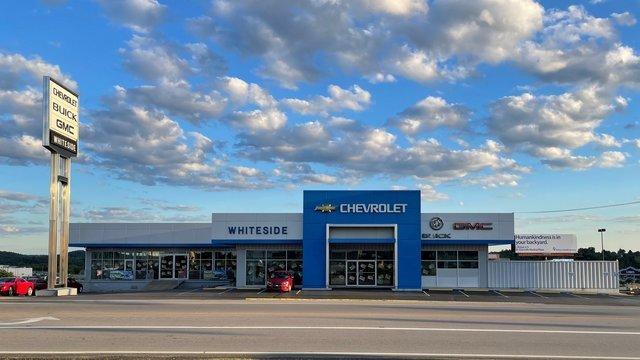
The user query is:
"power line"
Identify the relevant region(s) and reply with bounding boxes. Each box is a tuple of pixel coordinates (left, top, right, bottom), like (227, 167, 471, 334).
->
(517, 200, 640, 214)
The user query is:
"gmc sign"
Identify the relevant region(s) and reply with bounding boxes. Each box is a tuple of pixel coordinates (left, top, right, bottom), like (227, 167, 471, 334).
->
(453, 222, 493, 231)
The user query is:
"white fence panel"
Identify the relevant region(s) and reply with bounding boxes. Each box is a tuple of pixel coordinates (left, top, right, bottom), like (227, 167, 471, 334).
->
(488, 261, 618, 290)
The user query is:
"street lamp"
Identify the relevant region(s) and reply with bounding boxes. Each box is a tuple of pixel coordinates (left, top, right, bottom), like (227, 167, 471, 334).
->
(597, 228, 606, 261)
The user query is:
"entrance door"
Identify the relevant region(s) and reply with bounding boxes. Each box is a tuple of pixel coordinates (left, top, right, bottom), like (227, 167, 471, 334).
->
(124, 259, 134, 280)
(174, 254, 188, 279)
(346, 261, 358, 286)
(358, 261, 376, 286)
(160, 255, 174, 279)
(159, 254, 188, 279)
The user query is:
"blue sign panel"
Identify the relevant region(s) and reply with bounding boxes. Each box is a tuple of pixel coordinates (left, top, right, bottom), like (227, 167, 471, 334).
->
(303, 190, 421, 290)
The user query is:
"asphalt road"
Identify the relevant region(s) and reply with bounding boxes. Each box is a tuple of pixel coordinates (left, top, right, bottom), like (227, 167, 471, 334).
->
(1, 292, 640, 359)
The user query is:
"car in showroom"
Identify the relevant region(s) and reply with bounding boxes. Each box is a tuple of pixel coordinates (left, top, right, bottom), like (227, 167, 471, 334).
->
(0, 277, 35, 296)
(266, 270, 294, 292)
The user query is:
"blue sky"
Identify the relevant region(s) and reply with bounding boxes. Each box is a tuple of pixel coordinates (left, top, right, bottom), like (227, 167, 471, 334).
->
(0, 0, 639, 253)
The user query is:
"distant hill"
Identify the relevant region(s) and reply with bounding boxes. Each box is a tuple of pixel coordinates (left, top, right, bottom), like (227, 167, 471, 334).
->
(0, 250, 85, 275)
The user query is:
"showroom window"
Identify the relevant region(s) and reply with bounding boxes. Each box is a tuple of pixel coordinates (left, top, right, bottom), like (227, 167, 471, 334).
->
(245, 250, 303, 286)
(420, 250, 479, 276)
(421, 251, 437, 276)
(187, 251, 237, 281)
(90, 250, 235, 281)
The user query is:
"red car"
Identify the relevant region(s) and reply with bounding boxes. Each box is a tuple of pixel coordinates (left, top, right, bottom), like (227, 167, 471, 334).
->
(266, 270, 294, 292)
(0, 277, 35, 296)
(67, 278, 83, 293)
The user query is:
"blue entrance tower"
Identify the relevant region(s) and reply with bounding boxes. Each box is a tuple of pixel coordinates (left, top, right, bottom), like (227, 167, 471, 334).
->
(302, 190, 422, 290)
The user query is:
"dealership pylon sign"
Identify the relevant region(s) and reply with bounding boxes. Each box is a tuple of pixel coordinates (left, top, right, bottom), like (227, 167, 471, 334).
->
(42, 76, 79, 291)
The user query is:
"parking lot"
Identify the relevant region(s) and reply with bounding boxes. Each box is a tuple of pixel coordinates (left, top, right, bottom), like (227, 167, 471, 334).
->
(4, 287, 634, 306)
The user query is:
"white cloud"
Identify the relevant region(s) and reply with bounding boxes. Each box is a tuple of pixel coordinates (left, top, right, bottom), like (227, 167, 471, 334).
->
(120, 35, 190, 81)
(389, 96, 470, 135)
(358, 0, 427, 16)
(282, 84, 371, 116)
(365, 73, 396, 84)
(0, 53, 74, 165)
(487, 85, 627, 168)
(418, 184, 449, 201)
(96, 0, 166, 33)
(226, 108, 287, 132)
(189, 0, 542, 87)
(125, 80, 227, 124)
(612, 12, 636, 27)
(0, 53, 76, 90)
(220, 76, 276, 108)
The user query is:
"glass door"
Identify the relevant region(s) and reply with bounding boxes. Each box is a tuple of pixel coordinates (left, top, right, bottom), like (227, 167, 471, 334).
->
(358, 261, 376, 286)
(174, 254, 188, 279)
(346, 261, 358, 286)
(160, 255, 174, 279)
(124, 259, 134, 280)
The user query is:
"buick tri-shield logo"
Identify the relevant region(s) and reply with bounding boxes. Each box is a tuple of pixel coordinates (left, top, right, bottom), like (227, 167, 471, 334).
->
(314, 203, 336, 213)
(429, 217, 444, 230)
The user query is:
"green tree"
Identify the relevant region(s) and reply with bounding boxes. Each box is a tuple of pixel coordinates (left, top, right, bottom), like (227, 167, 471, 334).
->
(0, 269, 13, 277)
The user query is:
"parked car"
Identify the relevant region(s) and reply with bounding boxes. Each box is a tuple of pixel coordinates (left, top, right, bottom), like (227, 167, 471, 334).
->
(629, 283, 640, 296)
(266, 270, 294, 292)
(0, 277, 35, 296)
(39, 277, 84, 293)
(67, 277, 83, 293)
(25, 277, 47, 290)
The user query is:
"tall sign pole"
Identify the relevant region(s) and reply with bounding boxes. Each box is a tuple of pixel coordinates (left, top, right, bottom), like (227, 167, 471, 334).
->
(42, 76, 79, 291)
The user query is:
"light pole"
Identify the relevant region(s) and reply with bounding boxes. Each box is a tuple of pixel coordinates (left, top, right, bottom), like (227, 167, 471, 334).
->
(597, 228, 606, 261)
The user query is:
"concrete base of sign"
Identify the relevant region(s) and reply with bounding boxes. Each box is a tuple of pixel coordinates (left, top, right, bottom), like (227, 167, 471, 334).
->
(37, 287, 78, 297)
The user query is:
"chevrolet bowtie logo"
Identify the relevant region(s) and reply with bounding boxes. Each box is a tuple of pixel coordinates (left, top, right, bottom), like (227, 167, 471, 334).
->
(314, 203, 336, 213)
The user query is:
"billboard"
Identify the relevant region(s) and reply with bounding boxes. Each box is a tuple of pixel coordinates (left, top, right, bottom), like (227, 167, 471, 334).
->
(42, 76, 79, 157)
(515, 234, 577, 255)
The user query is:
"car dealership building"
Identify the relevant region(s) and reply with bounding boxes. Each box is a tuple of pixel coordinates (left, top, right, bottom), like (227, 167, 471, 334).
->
(70, 190, 619, 293)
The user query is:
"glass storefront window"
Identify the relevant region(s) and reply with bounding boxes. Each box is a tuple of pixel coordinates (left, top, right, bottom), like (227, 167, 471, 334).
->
(247, 250, 265, 259)
(329, 261, 346, 285)
(459, 261, 479, 269)
(246, 260, 265, 285)
(422, 261, 436, 276)
(438, 251, 457, 261)
(135, 259, 148, 280)
(421, 251, 436, 261)
(437, 261, 458, 269)
(458, 251, 478, 260)
(267, 250, 286, 259)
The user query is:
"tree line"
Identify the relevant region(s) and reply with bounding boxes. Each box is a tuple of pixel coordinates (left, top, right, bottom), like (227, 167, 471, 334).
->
(497, 247, 640, 268)
(0, 250, 85, 274)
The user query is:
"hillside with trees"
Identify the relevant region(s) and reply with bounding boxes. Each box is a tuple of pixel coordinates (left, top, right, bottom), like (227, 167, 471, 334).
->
(0, 250, 85, 274)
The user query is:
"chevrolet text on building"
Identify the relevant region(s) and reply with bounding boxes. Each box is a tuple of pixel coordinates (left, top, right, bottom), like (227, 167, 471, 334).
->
(338, 203, 407, 213)
(69, 190, 619, 293)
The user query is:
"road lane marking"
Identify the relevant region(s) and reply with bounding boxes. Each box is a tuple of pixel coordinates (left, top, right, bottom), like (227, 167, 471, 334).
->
(0, 317, 59, 326)
(178, 288, 201, 296)
(491, 290, 509, 299)
(456, 290, 470, 298)
(528, 291, 548, 299)
(0, 351, 637, 359)
(422, 290, 430, 297)
(215, 288, 232, 295)
(2, 325, 640, 336)
(257, 289, 266, 294)
(565, 293, 590, 300)
(295, 290, 301, 295)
